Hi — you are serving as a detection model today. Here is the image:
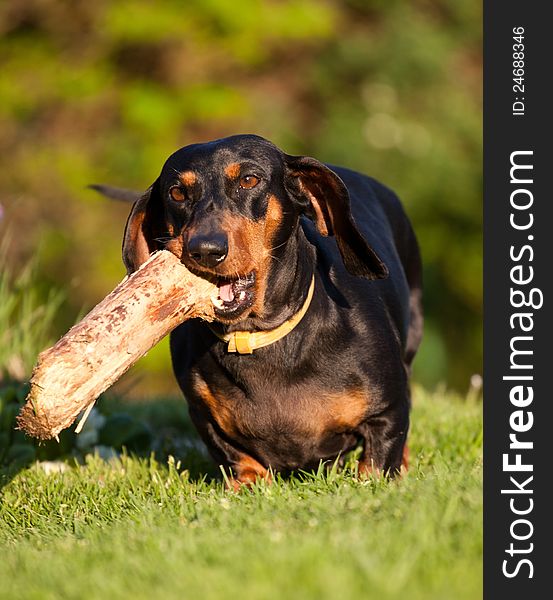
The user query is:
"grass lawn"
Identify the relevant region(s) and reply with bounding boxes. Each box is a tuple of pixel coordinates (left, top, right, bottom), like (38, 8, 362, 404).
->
(0, 386, 482, 600)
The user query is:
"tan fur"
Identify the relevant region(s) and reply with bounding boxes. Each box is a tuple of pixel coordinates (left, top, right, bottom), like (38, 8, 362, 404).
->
(123, 195, 152, 271)
(299, 181, 330, 236)
(164, 235, 183, 257)
(290, 387, 369, 439)
(192, 376, 237, 436)
(224, 163, 241, 179)
(216, 194, 283, 318)
(265, 194, 283, 244)
(192, 374, 269, 489)
(323, 388, 369, 430)
(179, 171, 197, 186)
(231, 454, 270, 490)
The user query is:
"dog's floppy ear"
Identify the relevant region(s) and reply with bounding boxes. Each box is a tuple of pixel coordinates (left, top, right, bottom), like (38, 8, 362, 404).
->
(122, 178, 165, 274)
(285, 155, 388, 280)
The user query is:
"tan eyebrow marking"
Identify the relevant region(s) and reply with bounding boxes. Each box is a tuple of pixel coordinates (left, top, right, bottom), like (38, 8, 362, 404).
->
(179, 171, 197, 186)
(224, 163, 241, 179)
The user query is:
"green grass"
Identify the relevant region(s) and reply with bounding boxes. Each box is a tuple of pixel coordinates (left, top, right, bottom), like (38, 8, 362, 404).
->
(0, 386, 482, 600)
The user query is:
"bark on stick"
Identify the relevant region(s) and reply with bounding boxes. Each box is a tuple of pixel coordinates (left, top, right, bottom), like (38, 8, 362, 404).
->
(17, 251, 217, 440)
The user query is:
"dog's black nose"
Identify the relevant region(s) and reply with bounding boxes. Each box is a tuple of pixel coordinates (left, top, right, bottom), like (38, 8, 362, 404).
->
(188, 232, 228, 268)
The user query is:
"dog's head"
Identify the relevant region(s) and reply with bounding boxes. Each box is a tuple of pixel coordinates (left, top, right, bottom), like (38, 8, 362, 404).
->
(123, 134, 387, 324)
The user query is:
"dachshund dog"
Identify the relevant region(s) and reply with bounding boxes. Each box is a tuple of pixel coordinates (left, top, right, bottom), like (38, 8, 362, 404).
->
(99, 134, 423, 487)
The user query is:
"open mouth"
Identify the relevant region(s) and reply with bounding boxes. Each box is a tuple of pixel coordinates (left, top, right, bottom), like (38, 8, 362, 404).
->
(210, 271, 256, 319)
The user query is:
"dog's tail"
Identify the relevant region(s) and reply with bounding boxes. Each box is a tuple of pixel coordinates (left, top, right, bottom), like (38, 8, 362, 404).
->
(88, 184, 141, 203)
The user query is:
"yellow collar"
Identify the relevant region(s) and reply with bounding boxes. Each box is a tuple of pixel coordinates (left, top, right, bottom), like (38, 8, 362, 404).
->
(209, 275, 315, 354)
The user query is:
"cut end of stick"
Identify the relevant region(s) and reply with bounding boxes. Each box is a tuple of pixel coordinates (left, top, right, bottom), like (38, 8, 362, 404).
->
(15, 398, 56, 440)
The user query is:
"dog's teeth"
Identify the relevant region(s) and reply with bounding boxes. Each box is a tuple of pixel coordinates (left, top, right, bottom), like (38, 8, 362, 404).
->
(211, 295, 225, 309)
(239, 291, 246, 300)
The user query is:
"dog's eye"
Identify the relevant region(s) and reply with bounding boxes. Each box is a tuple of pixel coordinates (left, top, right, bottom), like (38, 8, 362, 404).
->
(239, 175, 260, 190)
(169, 186, 186, 202)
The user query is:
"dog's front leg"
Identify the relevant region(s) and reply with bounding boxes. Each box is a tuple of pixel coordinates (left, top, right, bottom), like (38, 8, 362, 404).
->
(357, 402, 410, 477)
(188, 406, 270, 490)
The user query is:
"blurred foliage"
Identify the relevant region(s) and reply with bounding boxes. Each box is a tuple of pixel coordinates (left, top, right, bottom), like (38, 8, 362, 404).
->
(0, 0, 481, 391)
(0, 242, 64, 382)
(0, 380, 211, 474)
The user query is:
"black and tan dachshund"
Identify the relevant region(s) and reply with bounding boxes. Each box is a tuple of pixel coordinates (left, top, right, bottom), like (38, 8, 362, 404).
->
(96, 134, 423, 487)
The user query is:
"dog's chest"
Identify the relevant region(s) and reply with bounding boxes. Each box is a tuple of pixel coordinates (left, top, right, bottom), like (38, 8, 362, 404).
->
(190, 371, 369, 460)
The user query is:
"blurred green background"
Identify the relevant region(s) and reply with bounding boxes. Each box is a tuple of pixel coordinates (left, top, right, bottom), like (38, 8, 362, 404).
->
(0, 0, 481, 395)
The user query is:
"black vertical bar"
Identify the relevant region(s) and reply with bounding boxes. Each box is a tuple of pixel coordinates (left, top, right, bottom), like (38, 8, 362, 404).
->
(484, 2, 550, 597)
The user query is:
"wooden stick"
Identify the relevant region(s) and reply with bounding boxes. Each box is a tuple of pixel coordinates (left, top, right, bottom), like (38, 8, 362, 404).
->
(17, 251, 218, 440)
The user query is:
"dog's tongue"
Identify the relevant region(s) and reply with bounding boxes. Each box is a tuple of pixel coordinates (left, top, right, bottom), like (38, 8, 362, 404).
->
(219, 282, 235, 303)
